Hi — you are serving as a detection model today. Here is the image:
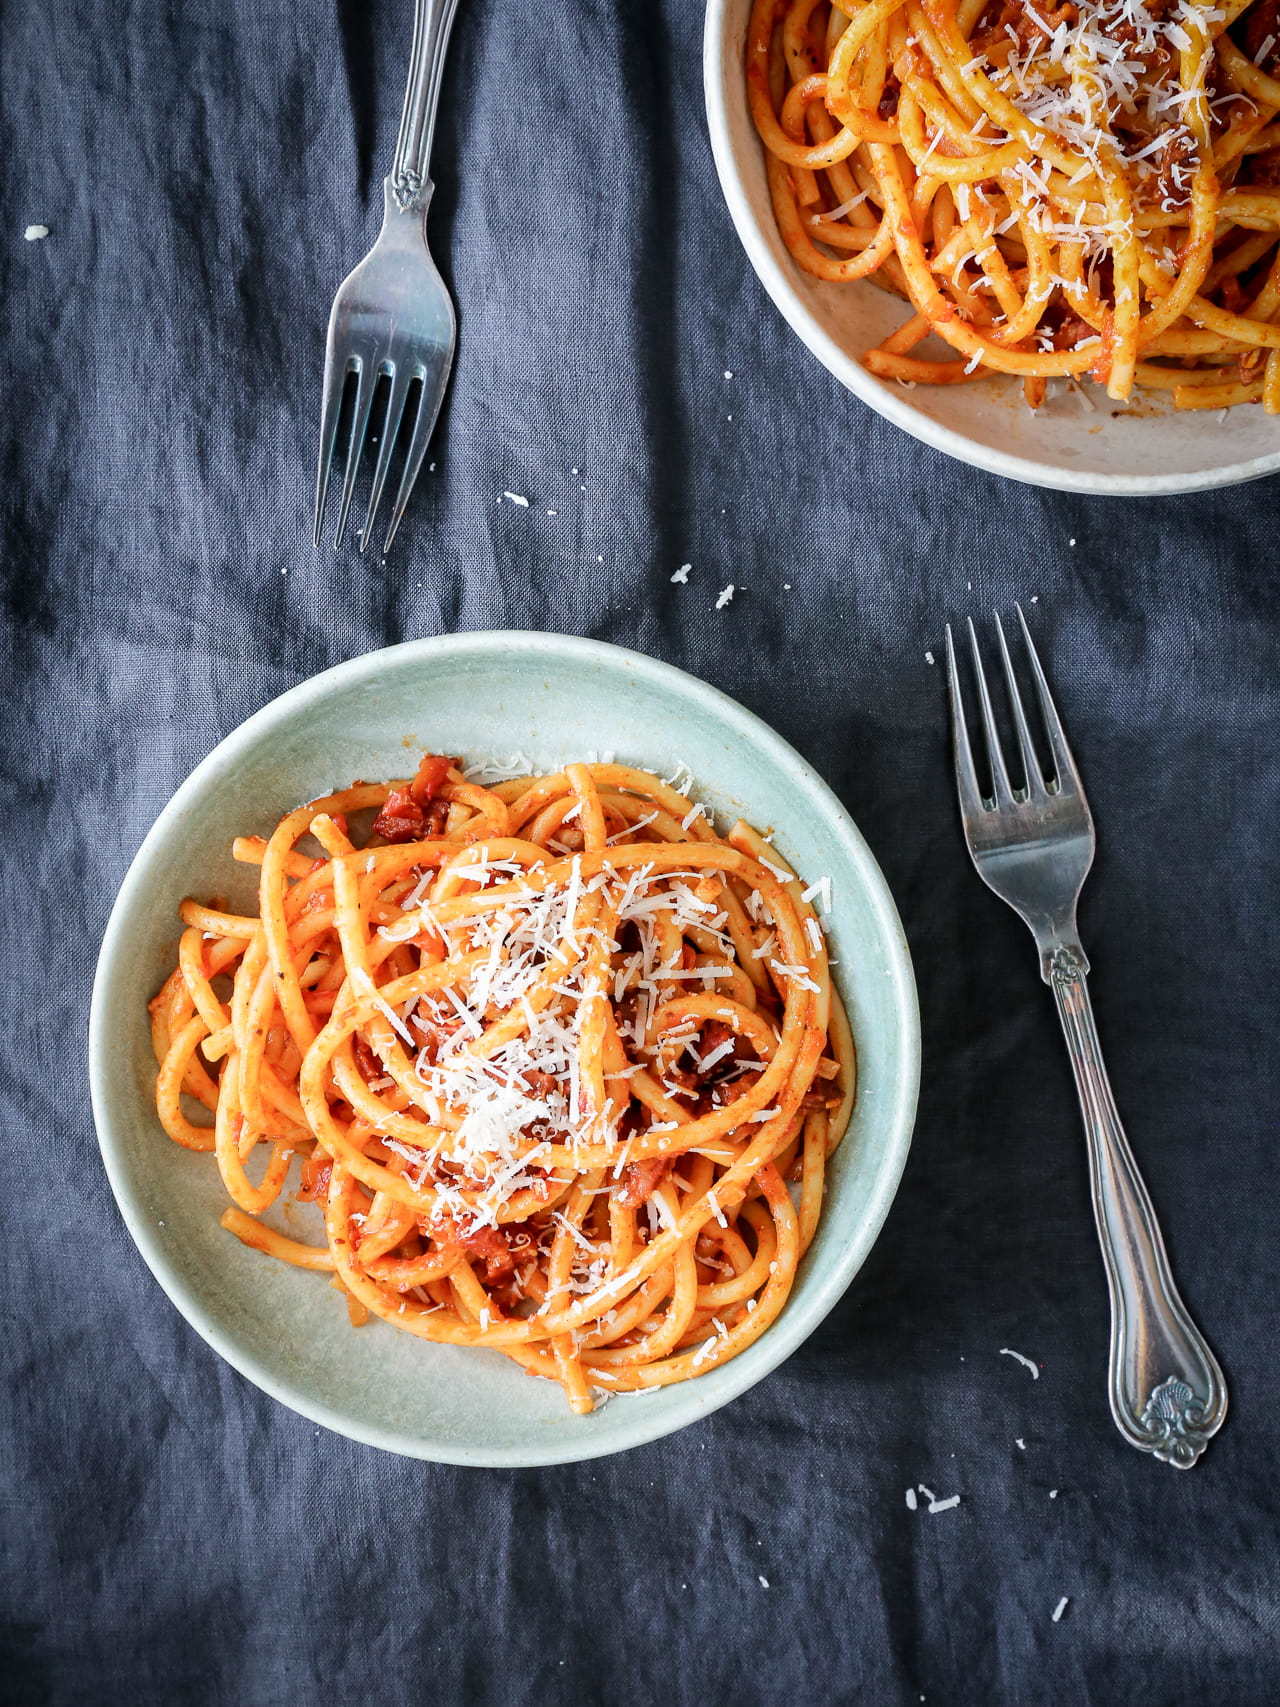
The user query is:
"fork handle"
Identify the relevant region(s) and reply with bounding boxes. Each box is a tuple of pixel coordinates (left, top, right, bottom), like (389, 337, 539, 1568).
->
(391, 0, 462, 211)
(1048, 944, 1227, 1467)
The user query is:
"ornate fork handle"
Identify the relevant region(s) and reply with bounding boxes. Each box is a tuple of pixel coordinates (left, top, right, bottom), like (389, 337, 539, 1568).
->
(392, 0, 462, 211)
(1048, 944, 1228, 1467)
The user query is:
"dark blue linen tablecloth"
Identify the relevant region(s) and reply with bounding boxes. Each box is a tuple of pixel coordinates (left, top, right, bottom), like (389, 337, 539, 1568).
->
(3, 3, 1278, 1703)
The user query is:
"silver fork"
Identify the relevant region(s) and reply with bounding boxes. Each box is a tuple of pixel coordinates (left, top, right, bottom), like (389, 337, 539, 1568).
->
(945, 608, 1227, 1468)
(314, 0, 461, 557)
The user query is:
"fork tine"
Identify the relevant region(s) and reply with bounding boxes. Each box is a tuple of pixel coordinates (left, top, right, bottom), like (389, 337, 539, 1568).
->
(945, 625, 986, 822)
(333, 360, 377, 548)
(313, 354, 348, 548)
(1015, 603, 1083, 795)
(381, 372, 438, 556)
(359, 367, 411, 555)
(993, 611, 1047, 798)
(966, 617, 1013, 802)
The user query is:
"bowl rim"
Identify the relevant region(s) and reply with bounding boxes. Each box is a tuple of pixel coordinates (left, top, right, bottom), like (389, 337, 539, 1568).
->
(89, 630, 921, 1467)
(702, 0, 1280, 498)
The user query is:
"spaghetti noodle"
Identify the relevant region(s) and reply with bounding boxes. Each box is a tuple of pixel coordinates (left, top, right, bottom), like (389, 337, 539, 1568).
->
(148, 757, 854, 1413)
(748, 0, 1280, 408)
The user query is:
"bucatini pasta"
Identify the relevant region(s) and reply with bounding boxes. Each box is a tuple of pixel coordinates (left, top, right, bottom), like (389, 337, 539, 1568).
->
(749, 0, 1280, 409)
(148, 756, 855, 1413)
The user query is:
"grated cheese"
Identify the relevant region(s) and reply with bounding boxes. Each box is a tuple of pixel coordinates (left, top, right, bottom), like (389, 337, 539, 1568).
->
(812, 190, 869, 222)
(358, 842, 827, 1250)
(800, 875, 832, 914)
(1000, 1347, 1040, 1379)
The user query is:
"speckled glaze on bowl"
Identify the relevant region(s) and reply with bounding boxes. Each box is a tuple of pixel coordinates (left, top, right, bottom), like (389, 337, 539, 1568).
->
(90, 633, 919, 1467)
(704, 0, 1280, 496)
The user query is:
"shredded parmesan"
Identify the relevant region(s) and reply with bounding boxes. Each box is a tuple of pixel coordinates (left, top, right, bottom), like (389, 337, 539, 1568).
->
(1000, 1347, 1040, 1379)
(812, 190, 869, 222)
(800, 875, 832, 914)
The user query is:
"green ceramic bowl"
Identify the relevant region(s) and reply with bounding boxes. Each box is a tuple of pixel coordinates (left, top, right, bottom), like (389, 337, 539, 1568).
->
(90, 633, 919, 1466)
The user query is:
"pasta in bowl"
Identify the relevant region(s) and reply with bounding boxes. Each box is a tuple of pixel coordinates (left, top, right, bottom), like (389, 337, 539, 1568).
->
(706, 0, 1280, 491)
(91, 633, 918, 1465)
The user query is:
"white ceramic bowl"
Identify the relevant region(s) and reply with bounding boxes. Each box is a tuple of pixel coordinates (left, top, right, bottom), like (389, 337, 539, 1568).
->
(90, 634, 920, 1467)
(704, 0, 1280, 495)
